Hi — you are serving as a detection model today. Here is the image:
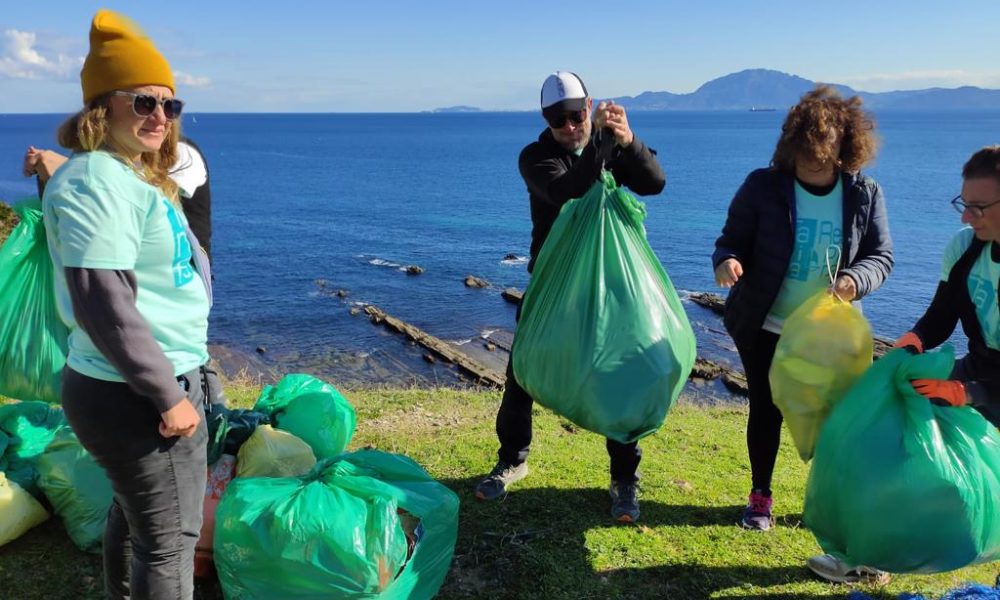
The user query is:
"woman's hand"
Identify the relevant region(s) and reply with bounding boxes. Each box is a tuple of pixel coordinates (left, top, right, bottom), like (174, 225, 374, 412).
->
(159, 397, 200, 438)
(714, 258, 743, 288)
(23, 147, 68, 182)
(830, 274, 857, 301)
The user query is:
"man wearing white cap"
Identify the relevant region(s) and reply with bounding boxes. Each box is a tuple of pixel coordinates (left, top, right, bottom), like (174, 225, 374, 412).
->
(475, 71, 666, 523)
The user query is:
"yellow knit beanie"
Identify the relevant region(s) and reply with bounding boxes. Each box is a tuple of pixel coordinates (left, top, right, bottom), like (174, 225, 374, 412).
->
(80, 9, 174, 104)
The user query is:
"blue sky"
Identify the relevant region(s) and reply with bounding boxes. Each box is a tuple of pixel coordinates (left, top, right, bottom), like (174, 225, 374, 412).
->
(2, 1, 998, 113)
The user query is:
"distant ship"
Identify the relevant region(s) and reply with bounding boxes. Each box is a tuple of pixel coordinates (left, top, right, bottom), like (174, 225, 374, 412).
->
(749, 106, 777, 112)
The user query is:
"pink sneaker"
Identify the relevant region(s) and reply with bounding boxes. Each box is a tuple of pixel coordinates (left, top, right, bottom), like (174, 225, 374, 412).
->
(740, 489, 775, 531)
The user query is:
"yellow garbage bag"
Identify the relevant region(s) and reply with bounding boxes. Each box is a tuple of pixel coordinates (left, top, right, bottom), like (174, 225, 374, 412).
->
(0, 471, 49, 546)
(236, 425, 317, 478)
(769, 291, 873, 461)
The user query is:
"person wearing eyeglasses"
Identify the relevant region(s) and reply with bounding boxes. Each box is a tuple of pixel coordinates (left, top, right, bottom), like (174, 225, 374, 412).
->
(891, 145, 1000, 428)
(474, 71, 665, 523)
(712, 86, 894, 546)
(40, 10, 210, 599)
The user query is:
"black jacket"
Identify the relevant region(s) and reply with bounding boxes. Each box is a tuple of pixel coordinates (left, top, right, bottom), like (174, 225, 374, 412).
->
(175, 138, 213, 261)
(712, 168, 894, 349)
(519, 127, 665, 273)
(913, 236, 1000, 412)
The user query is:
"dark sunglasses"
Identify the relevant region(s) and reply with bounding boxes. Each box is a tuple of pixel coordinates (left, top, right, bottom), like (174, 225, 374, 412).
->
(951, 194, 1000, 218)
(545, 109, 587, 129)
(111, 90, 184, 120)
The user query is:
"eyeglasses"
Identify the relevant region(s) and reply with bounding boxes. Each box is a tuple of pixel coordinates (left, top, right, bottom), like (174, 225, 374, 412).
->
(951, 194, 1000, 218)
(545, 109, 587, 129)
(111, 90, 184, 120)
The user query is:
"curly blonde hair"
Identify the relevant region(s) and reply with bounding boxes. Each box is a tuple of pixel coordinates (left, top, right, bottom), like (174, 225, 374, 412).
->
(771, 85, 878, 174)
(57, 95, 180, 202)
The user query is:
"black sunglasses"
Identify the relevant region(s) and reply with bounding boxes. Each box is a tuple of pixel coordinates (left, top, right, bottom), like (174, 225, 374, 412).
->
(545, 109, 587, 129)
(951, 194, 1000, 218)
(111, 90, 184, 120)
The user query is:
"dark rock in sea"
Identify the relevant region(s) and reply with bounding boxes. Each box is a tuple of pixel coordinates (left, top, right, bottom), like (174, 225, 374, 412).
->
(336, 289, 349, 298)
(503, 253, 519, 261)
(255, 345, 267, 354)
(465, 275, 490, 288)
(405, 265, 424, 275)
(422, 353, 436, 364)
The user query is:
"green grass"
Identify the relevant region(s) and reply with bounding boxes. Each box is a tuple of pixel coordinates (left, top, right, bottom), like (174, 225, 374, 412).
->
(1, 384, 997, 599)
(0, 200, 17, 246)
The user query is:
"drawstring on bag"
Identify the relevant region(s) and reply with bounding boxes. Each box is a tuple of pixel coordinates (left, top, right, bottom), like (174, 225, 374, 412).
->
(825, 245, 847, 303)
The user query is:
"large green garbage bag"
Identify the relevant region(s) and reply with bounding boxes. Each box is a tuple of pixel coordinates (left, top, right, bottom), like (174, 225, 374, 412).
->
(215, 449, 459, 599)
(253, 374, 356, 458)
(512, 172, 696, 443)
(37, 429, 114, 553)
(769, 291, 872, 461)
(0, 400, 66, 498)
(0, 198, 69, 403)
(804, 347, 1000, 573)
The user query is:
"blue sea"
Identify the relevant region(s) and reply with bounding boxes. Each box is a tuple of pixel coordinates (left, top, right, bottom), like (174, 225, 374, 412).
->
(1, 110, 997, 385)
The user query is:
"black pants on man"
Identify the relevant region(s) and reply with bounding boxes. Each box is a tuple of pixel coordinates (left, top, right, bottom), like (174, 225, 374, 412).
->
(495, 341, 642, 484)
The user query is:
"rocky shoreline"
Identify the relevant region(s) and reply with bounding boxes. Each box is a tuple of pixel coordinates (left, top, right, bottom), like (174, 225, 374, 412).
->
(211, 281, 904, 409)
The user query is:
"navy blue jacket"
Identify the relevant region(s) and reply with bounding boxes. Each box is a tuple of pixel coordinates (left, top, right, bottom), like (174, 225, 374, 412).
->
(712, 168, 894, 349)
(520, 128, 665, 273)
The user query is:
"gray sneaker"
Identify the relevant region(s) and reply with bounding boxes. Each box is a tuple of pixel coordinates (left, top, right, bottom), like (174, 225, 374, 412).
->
(474, 460, 528, 500)
(806, 553, 890, 585)
(610, 481, 640, 523)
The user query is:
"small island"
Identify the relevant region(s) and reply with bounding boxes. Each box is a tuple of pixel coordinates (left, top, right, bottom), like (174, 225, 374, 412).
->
(429, 105, 481, 113)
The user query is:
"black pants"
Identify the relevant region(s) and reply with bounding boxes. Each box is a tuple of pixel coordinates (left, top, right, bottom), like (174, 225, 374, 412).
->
(735, 329, 782, 493)
(62, 367, 208, 600)
(496, 305, 641, 483)
(952, 355, 1000, 427)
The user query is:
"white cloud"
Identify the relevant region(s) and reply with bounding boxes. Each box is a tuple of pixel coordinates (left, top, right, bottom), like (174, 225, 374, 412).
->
(835, 70, 1000, 92)
(174, 71, 211, 88)
(0, 29, 81, 80)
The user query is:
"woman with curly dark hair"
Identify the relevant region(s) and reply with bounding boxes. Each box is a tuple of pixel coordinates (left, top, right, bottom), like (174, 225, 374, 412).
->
(711, 85, 893, 551)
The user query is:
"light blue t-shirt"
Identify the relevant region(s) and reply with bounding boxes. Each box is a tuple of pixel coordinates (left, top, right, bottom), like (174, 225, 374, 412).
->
(940, 227, 1000, 351)
(765, 179, 844, 332)
(43, 151, 210, 382)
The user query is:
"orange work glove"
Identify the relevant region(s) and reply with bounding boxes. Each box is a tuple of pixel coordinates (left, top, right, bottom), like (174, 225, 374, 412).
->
(894, 331, 924, 354)
(911, 379, 967, 407)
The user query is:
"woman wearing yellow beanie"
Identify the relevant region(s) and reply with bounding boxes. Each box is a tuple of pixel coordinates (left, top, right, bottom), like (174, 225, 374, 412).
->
(42, 10, 211, 599)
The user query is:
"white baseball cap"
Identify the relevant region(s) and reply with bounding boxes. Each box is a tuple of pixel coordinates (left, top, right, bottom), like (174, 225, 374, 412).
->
(540, 71, 588, 112)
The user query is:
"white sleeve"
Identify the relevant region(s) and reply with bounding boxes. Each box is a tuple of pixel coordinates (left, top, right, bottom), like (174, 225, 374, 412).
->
(171, 141, 208, 199)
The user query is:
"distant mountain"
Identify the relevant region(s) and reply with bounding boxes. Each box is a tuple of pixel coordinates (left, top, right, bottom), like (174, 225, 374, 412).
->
(609, 69, 1000, 111)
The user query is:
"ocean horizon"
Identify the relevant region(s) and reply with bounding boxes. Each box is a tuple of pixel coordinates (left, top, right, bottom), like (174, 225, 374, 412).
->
(2, 110, 997, 387)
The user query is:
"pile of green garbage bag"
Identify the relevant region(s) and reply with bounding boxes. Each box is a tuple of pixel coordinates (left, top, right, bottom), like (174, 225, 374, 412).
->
(37, 429, 114, 553)
(0, 400, 66, 498)
(254, 374, 356, 458)
(0, 401, 113, 553)
(215, 449, 459, 599)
